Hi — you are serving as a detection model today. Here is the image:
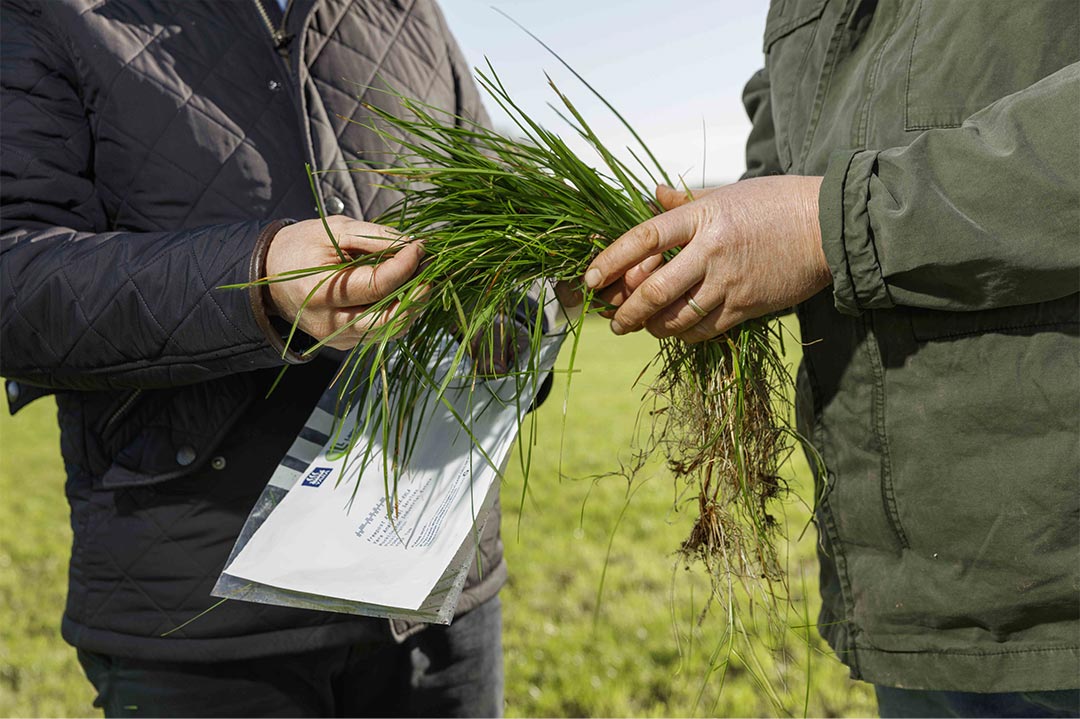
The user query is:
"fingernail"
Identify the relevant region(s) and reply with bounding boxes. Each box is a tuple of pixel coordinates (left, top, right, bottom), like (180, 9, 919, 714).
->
(584, 268, 602, 288)
(610, 319, 625, 336)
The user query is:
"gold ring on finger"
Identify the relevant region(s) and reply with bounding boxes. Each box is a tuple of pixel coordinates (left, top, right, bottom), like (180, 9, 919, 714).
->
(686, 295, 708, 319)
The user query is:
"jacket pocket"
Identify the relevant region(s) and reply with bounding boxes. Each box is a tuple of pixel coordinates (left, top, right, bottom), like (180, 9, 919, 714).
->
(762, 0, 829, 50)
(908, 295, 1079, 342)
(876, 308, 1079, 651)
(96, 389, 146, 446)
(763, 0, 830, 171)
(97, 375, 255, 490)
(905, 0, 1079, 130)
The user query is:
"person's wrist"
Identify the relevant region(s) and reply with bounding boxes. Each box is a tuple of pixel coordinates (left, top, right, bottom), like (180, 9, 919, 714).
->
(798, 176, 830, 289)
(260, 220, 296, 319)
(249, 219, 309, 362)
(263, 285, 280, 318)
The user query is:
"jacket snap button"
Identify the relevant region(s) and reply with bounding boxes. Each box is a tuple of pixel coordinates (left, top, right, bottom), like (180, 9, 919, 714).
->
(210, 456, 227, 471)
(176, 446, 197, 467)
(268, 79, 281, 92)
(5, 381, 19, 403)
(325, 196, 345, 214)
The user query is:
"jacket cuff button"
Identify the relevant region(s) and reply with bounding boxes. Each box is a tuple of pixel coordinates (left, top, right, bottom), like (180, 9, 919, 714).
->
(210, 456, 227, 471)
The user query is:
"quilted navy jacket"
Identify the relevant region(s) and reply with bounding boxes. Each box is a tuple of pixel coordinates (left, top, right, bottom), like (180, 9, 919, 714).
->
(0, 0, 506, 661)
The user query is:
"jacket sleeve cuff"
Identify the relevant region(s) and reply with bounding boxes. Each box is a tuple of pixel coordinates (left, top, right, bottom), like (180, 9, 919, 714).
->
(819, 149, 894, 316)
(249, 219, 315, 365)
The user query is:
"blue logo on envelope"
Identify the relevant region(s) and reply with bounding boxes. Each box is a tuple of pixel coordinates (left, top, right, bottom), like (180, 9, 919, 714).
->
(302, 467, 333, 487)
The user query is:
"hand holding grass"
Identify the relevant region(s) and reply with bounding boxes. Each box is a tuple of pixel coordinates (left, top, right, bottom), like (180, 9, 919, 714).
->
(244, 60, 815, 636)
(585, 176, 830, 343)
(265, 216, 425, 349)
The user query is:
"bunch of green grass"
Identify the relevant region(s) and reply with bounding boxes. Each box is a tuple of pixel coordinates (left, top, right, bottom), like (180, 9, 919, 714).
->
(249, 56, 805, 652)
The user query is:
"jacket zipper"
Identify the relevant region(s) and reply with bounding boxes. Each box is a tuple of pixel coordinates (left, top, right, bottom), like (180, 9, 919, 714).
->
(251, 0, 293, 60)
(102, 389, 143, 437)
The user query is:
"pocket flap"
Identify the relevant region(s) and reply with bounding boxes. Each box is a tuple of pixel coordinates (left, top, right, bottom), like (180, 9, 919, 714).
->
(100, 375, 255, 489)
(763, 0, 829, 52)
(909, 295, 1080, 342)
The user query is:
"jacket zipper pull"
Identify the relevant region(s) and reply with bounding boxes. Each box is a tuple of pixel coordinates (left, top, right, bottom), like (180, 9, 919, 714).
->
(252, 0, 294, 59)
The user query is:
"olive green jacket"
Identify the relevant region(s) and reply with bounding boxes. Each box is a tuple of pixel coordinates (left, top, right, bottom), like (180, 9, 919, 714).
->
(748, 0, 1079, 692)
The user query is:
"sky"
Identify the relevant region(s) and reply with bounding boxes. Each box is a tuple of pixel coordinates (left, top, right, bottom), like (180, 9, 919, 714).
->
(439, 1, 770, 186)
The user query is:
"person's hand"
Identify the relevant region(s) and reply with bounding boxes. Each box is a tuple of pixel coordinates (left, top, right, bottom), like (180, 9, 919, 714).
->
(468, 313, 532, 377)
(265, 216, 425, 349)
(590, 186, 719, 317)
(555, 188, 723, 315)
(553, 280, 584, 310)
(583, 176, 830, 343)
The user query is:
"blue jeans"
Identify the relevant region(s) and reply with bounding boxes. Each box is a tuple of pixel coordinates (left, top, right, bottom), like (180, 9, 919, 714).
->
(78, 596, 504, 718)
(875, 685, 1080, 718)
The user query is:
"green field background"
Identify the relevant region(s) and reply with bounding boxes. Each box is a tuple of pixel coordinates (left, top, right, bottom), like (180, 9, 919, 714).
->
(0, 317, 875, 717)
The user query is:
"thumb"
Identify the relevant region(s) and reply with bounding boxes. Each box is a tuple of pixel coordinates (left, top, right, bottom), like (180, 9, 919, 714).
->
(323, 241, 423, 308)
(332, 220, 410, 258)
(656, 185, 694, 211)
(656, 184, 725, 212)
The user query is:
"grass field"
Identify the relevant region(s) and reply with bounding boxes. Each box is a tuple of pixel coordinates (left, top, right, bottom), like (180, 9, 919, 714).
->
(0, 317, 876, 717)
